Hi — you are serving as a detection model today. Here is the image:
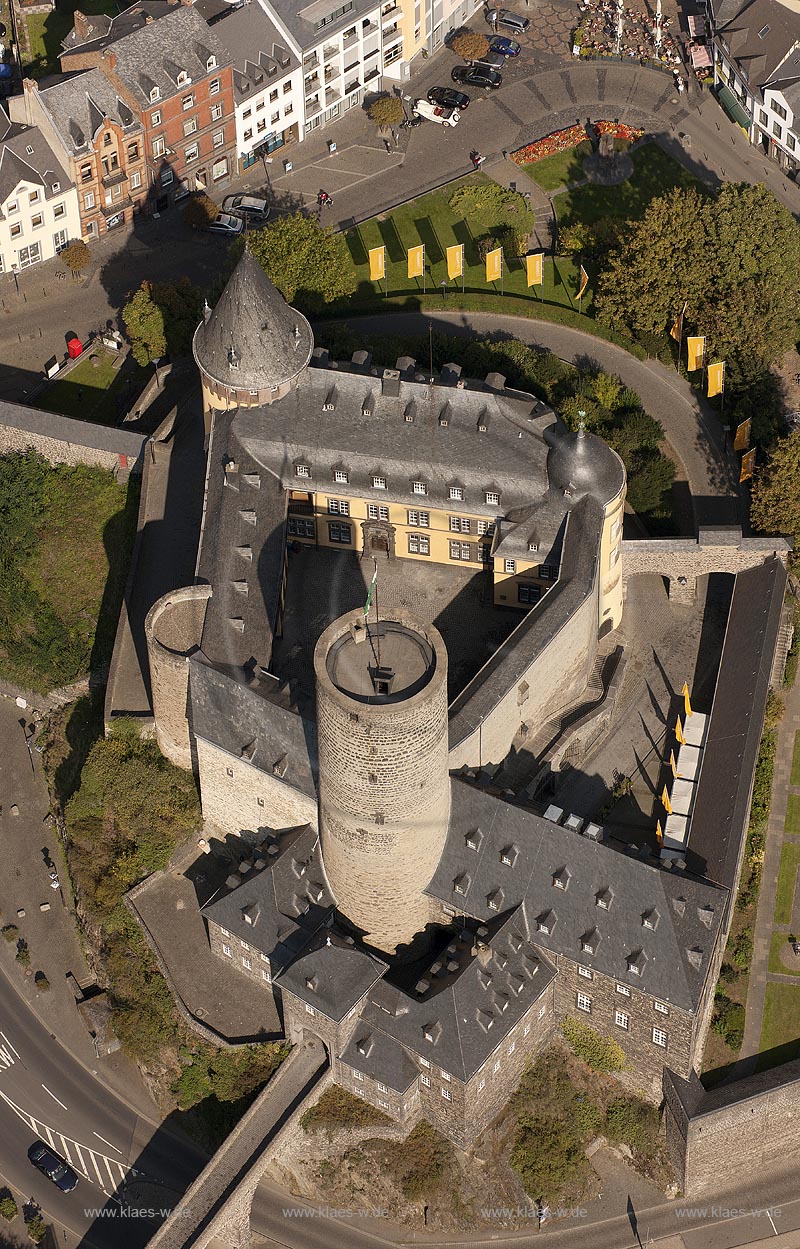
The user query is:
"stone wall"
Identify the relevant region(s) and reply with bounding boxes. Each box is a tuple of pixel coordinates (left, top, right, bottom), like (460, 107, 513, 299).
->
(145, 586, 212, 770)
(623, 531, 790, 603)
(195, 736, 318, 836)
(0, 400, 145, 476)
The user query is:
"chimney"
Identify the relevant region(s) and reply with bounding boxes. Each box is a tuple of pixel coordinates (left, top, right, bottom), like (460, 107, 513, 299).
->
(72, 9, 91, 40)
(145, 13, 154, 21)
(474, 940, 492, 968)
(104, 50, 117, 70)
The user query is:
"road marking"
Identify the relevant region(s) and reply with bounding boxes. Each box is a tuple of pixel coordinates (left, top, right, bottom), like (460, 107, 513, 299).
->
(73, 1141, 89, 1176)
(93, 1131, 121, 1153)
(89, 1152, 105, 1187)
(57, 1135, 74, 1166)
(0, 1030, 21, 1061)
(41, 1084, 68, 1111)
(42, 1123, 56, 1149)
(103, 1156, 119, 1189)
(0, 1043, 15, 1072)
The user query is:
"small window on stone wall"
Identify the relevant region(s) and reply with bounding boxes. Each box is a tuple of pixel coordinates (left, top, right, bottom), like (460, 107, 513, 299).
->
(517, 681, 529, 706)
(226, 767, 234, 777)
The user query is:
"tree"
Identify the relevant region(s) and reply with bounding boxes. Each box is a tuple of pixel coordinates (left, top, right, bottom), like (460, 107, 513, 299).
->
(60, 239, 91, 275)
(181, 193, 219, 230)
(122, 278, 203, 365)
(450, 29, 489, 60)
(367, 94, 404, 128)
(750, 431, 800, 547)
(244, 212, 356, 313)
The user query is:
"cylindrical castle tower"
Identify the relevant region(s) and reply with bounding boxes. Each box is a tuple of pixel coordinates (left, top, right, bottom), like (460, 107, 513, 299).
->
(315, 609, 450, 957)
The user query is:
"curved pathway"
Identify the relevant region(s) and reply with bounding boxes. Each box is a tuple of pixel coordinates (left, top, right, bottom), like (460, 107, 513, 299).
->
(323, 310, 740, 528)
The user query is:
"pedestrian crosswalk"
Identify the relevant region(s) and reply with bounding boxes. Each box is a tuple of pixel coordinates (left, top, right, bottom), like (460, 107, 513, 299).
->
(0, 1089, 141, 1200)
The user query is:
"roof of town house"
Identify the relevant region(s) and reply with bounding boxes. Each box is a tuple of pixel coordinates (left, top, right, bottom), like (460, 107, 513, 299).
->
(193, 249, 314, 393)
(98, 4, 233, 107)
(0, 105, 11, 142)
(258, 0, 382, 56)
(37, 68, 142, 156)
(713, 0, 800, 90)
(274, 926, 388, 1021)
(426, 778, 728, 1013)
(60, 0, 178, 59)
(194, 0, 299, 101)
(0, 123, 72, 208)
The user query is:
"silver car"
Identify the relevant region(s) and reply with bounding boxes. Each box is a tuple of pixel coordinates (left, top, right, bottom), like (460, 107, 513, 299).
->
(485, 8, 530, 32)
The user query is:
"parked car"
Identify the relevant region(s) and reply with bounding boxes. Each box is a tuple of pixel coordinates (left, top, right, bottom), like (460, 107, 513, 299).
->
(468, 50, 506, 69)
(489, 34, 521, 55)
(485, 8, 530, 32)
(207, 212, 244, 235)
(412, 98, 461, 126)
(222, 194, 270, 222)
(451, 64, 502, 89)
(28, 1142, 79, 1193)
(427, 86, 471, 110)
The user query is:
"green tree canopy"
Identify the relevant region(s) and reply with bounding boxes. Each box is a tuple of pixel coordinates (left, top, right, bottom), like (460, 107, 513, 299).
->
(367, 93, 404, 127)
(595, 182, 800, 370)
(122, 278, 203, 365)
(750, 430, 800, 546)
(244, 212, 356, 313)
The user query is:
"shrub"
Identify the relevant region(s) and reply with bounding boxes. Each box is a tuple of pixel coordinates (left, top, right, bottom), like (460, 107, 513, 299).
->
(15, 940, 30, 968)
(181, 193, 219, 230)
(591, 371, 623, 411)
(392, 1121, 453, 1199)
(300, 1085, 391, 1134)
(712, 993, 745, 1050)
(367, 94, 404, 127)
(511, 1115, 587, 1203)
(449, 181, 526, 218)
(26, 1216, 47, 1244)
(561, 1016, 626, 1072)
(34, 972, 50, 992)
(476, 234, 502, 263)
(0, 1195, 18, 1221)
(450, 30, 489, 60)
(60, 240, 90, 274)
(605, 1097, 660, 1155)
(499, 225, 529, 258)
(730, 928, 753, 970)
(1, 925, 18, 943)
(572, 1095, 602, 1137)
(719, 962, 737, 984)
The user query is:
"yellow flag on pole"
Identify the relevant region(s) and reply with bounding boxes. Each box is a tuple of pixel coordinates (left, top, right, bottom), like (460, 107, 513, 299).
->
(687, 336, 706, 371)
(734, 418, 751, 452)
(447, 244, 463, 280)
(675, 715, 685, 744)
(486, 247, 502, 283)
(670, 750, 679, 778)
(740, 448, 757, 483)
(682, 681, 693, 718)
(577, 264, 589, 299)
(670, 301, 687, 342)
(407, 245, 424, 279)
(656, 820, 663, 846)
(662, 785, 673, 815)
(525, 251, 543, 287)
(707, 361, 725, 398)
(368, 246, 385, 281)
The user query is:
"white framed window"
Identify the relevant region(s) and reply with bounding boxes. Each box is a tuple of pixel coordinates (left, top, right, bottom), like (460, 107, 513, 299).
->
(30, 213, 43, 230)
(130, 170, 142, 190)
(152, 136, 166, 158)
(377, 1082, 388, 1093)
(327, 498, 350, 515)
(305, 1004, 315, 1016)
(213, 129, 225, 149)
(485, 490, 500, 505)
(523, 1022, 531, 1036)
(353, 1069, 363, 1081)
(261, 969, 271, 981)
(242, 957, 251, 969)
(240, 939, 249, 949)
(420, 1074, 430, 1087)
(408, 534, 430, 555)
(654, 1001, 669, 1015)
(440, 1069, 450, 1081)
(212, 158, 229, 181)
(576, 992, 592, 1013)
(578, 965, 593, 979)
(615, 1010, 629, 1030)
(29, 189, 40, 205)
(367, 504, 389, 521)
(412, 480, 427, 495)
(504, 559, 516, 574)
(295, 464, 311, 478)
(53, 202, 66, 219)
(508, 1041, 516, 1055)
(209, 78, 221, 94)
(260, 952, 269, 962)
(183, 117, 198, 136)
(185, 143, 200, 163)
(182, 93, 195, 110)
(211, 102, 224, 121)
(151, 110, 161, 127)
(449, 515, 470, 533)
(377, 1098, 389, 1109)
(441, 1087, 451, 1101)
(538, 1003, 546, 1019)
(477, 519, 493, 536)
(222, 943, 232, 957)
(328, 521, 351, 544)
(407, 509, 429, 526)
(334, 469, 349, 483)
(6, 200, 17, 214)
(161, 169, 174, 187)
(493, 1060, 501, 1074)
(52, 229, 67, 252)
(372, 475, 387, 489)
(477, 1079, 485, 1092)
(652, 1027, 668, 1047)
(419, 1057, 430, 1068)
(84, 191, 95, 209)
(244, 129, 253, 142)
(449, 486, 463, 501)
(616, 983, 631, 996)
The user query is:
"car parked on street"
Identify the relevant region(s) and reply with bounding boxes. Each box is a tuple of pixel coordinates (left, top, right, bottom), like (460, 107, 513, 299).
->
(489, 34, 521, 55)
(222, 194, 270, 223)
(28, 1141, 79, 1193)
(451, 64, 502, 89)
(207, 212, 244, 235)
(427, 86, 471, 110)
(485, 8, 530, 32)
(412, 98, 461, 126)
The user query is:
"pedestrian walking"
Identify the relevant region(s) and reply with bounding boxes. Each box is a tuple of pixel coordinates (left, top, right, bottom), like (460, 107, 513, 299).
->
(317, 189, 333, 208)
(470, 150, 485, 171)
(383, 137, 391, 153)
(391, 128, 400, 146)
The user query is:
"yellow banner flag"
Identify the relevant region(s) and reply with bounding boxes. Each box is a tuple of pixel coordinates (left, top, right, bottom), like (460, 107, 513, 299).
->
(656, 820, 663, 846)
(682, 681, 693, 718)
(670, 301, 687, 342)
(368, 246, 385, 281)
(486, 247, 502, 283)
(577, 264, 589, 299)
(525, 251, 543, 287)
(740, 448, 757, 483)
(670, 750, 679, 778)
(734, 418, 751, 452)
(662, 785, 673, 815)
(675, 715, 685, 744)
(407, 244, 424, 280)
(447, 244, 463, 280)
(707, 361, 725, 398)
(687, 335, 706, 371)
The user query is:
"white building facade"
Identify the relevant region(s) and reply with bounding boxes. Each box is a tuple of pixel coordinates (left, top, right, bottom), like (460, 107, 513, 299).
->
(0, 132, 81, 273)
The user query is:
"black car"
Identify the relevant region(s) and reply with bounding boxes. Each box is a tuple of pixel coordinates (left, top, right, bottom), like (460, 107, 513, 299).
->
(451, 64, 502, 89)
(28, 1141, 79, 1193)
(427, 86, 471, 110)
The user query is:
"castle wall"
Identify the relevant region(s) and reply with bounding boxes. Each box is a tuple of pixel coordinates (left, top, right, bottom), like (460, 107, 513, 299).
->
(195, 736, 318, 837)
(145, 586, 212, 770)
(0, 399, 145, 476)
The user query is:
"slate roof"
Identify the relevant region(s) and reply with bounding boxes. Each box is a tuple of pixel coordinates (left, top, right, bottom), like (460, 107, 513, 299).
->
(60, 0, 175, 58)
(37, 68, 142, 156)
(98, 5, 233, 108)
(193, 250, 314, 393)
(259, 0, 380, 55)
(426, 778, 728, 1013)
(713, 0, 800, 91)
(339, 1027, 419, 1093)
(0, 123, 71, 209)
(0, 399, 146, 458)
(189, 657, 317, 798)
(194, 0, 298, 103)
(545, 425, 625, 507)
(355, 909, 556, 1082)
(686, 556, 787, 892)
(275, 926, 388, 1021)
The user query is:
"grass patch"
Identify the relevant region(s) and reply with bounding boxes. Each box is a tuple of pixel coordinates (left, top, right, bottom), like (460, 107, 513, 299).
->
(522, 140, 593, 191)
(0, 450, 139, 693)
(768, 930, 800, 977)
(775, 839, 800, 924)
(24, 0, 122, 77)
(786, 794, 800, 836)
(756, 982, 800, 1070)
(791, 732, 800, 786)
(36, 350, 147, 427)
(556, 143, 707, 228)
(301, 1085, 391, 1135)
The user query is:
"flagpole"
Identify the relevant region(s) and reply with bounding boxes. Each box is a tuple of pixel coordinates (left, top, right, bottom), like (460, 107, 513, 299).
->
(423, 245, 426, 295)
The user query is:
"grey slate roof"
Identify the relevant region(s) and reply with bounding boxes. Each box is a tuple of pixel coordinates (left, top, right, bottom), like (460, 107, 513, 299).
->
(545, 425, 625, 507)
(37, 68, 142, 156)
(189, 657, 317, 797)
(686, 556, 787, 892)
(100, 5, 233, 107)
(339, 1027, 419, 1093)
(355, 909, 556, 1082)
(0, 124, 71, 209)
(426, 778, 727, 1013)
(714, 0, 800, 91)
(275, 926, 388, 1021)
(193, 250, 314, 393)
(194, 0, 298, 102)
(0, 399, 146, 458)
(60, 0, 175, 58)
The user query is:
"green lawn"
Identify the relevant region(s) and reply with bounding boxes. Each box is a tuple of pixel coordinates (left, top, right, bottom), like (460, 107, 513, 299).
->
(792, 732, 800, 786)
(24, 0, 122, 77)
(774, 840, 800, 925)
(769, 931, 800, 976)
(555, 143, 706, 227)
(521, 140, 593, 192)
(346, 175, 594, 317)
(37, 349, 146, 426)
(786, 794, 800, 836)
(756, 981, 800, 1070)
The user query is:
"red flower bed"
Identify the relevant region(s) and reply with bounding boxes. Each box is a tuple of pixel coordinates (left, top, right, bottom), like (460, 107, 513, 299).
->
(511, 120, 644, 164)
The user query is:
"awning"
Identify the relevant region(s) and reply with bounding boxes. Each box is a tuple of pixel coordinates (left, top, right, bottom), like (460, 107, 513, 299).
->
(687, 14, 706, 36)
(715, 82, 751, 131)
(690, 43, 712, 68)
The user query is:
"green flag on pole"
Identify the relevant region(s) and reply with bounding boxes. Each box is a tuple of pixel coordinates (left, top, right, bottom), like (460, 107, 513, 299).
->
(363, 562, 378, 619)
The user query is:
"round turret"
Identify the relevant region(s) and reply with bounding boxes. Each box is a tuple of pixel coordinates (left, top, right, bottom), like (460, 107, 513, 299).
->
(315, 609, 450, 957)
(545, 425, 625, 506)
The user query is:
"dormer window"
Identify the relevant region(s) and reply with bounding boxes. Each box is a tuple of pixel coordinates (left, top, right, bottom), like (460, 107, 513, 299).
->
(453, 872, 470, 895)
(487, 887, 503, 911)
(295, 463, 311, 478)
(177, 70, 190, 86)
(333, 468, 348, 484)
(596, 888, 613, 910)
(627, 949, 647, 977)
(537, 910, 555, 935)
(449, 485, 464, 501)
(642, 908, 660, 931)
(485, 490, 500, 506)
(227, 346, 240, 369)
(500, 845, 518, 867)
(581, 929, 599, 955)
(422, 1021, 441, 1044)
(465, 827, 483, 851)
(552, 867, 570, 891)
(207, 55, 217, 70)
(150, 86, 160, 102)
(477, 410, 489, 433)
(528, 539, 538, 552)
(304, 974, 317, 991)
(412, 480, 427, 495)
(51, 182, 60, 193)
(372, 475, 386, 489)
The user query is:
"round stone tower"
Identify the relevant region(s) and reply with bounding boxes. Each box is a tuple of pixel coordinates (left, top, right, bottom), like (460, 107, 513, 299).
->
(315, 608, 450, 957)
